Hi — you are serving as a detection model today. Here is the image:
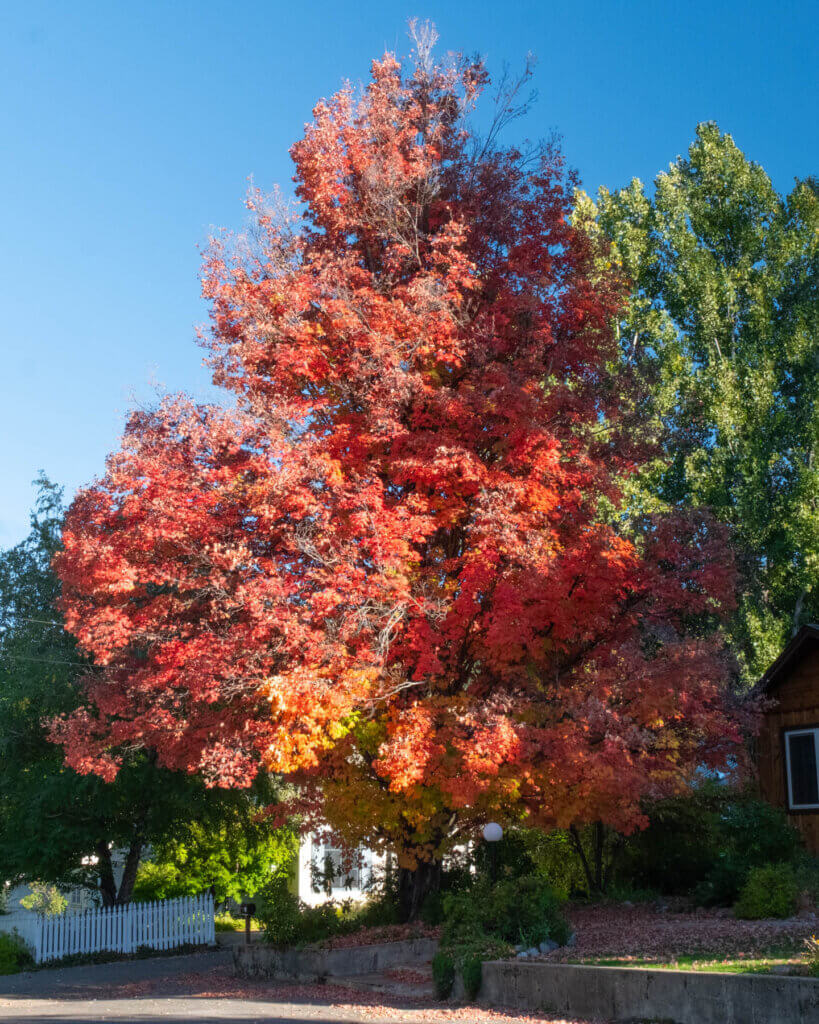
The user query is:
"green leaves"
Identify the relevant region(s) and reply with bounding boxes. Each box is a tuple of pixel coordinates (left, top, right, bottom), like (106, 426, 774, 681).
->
(586, 124, 819, 681)
(136, 799, 298, 905)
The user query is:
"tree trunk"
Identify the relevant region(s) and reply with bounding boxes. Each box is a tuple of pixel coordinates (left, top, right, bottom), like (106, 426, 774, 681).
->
(568, 825, 596, 895)
(96, 842, 118, 908)
(603, 832, 624, 892)
(115, 837, 144, 906)
(793, 589, 807, 636)
(397, 859, 442, 922)
(113, 750, 156, 904)
(593, 822, 605, 893)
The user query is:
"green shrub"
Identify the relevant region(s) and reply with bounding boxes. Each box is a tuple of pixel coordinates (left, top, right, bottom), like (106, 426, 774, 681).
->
(418, 861, 472, 925)
(734, 864, 798, 920)
(615, 789, 721, 896)
(495, 875, 570, 947)
(616, 786, 804, 905)
(0, 932, 33, 975)
(256, 877, 308, 947)
(521, 828, 585, 899)
(605, 883, 661, 904)
(345, 893, 401, 930)
(803, 935, 819, 977)
(256, 874, 400, 948)
(461, 953, 483, 999)
(19, 882, 67, 916)
(441, 874, 568, 950)
(438, 872, 565, 950)
(432, 951, 456, 998)
(719, 796, 803, 867)
(419, 888, 445, 926)
(437, 873, 566, 999)
(258, 886, 341, 948)
(794, 857, 819, 904)
(473, 831, 538, 881)
(691, 858, 749, 908)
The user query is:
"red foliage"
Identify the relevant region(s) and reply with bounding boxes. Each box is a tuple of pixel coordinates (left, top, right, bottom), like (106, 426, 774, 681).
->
(53, 43, 752, 860)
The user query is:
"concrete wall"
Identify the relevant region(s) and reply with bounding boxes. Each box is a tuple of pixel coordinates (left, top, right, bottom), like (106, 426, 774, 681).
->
(481, 960, 819, 1024)
(234, 937, 438, 982)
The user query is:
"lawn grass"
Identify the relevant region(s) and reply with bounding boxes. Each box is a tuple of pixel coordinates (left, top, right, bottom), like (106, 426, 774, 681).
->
(214, 914, 259, 933)
(565, 945, 806, 975)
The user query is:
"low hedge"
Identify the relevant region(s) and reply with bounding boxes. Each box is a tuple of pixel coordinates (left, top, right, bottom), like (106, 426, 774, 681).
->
(0, 932, 33, 975)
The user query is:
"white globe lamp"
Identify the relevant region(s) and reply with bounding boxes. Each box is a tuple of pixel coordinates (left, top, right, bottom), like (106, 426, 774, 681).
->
(482, 822, 503, 843)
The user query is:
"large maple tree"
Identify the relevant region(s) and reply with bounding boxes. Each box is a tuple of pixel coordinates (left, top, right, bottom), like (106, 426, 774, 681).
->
(55, 39, 748, 913)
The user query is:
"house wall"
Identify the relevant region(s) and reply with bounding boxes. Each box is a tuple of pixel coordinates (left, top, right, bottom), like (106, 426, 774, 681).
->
(757, 644, 819, 854)
(296, 834, 386, 906)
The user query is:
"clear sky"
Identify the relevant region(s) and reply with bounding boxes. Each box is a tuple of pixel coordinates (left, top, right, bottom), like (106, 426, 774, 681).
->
(1, 0, 817, 546)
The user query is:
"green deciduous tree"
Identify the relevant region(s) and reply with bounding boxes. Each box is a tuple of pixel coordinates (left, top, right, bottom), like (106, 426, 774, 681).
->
(578, 123, 819, 680)
(0, 476, 294, 905)
(133, 788, 297, 905)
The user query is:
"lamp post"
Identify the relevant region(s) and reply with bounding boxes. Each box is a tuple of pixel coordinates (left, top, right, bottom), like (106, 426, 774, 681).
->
(483, 822, 503, 881)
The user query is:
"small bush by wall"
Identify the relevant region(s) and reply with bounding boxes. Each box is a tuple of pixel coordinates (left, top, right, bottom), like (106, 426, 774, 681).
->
(734, 863, 798, 920)
(256, 875, 399, 949)
(0, 932, 33, 975)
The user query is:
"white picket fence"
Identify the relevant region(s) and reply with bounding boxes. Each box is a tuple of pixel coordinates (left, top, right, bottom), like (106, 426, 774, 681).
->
(33, 893, 215, 963)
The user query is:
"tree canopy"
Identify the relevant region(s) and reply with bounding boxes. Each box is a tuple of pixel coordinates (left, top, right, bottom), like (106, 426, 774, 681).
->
(53, 40, 750, 914)
(133, 799, 297, 906)
(579, 123, 819, 680)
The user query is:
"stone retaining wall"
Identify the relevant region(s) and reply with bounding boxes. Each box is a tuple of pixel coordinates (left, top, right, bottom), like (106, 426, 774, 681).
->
(234, 937, 438, 982)
(480, 960, 819, 1024)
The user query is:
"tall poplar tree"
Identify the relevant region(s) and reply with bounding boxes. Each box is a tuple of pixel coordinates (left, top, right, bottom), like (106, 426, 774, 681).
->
(579, 123, 819, 680)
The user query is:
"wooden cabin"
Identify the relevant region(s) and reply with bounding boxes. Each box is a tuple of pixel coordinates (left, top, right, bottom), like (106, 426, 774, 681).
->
(758, 624, 819, 855)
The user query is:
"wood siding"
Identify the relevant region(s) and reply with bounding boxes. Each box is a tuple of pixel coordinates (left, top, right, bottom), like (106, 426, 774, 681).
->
(757, 642, 819, 854)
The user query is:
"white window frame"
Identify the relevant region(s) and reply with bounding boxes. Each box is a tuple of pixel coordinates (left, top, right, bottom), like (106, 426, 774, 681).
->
(311, 844, 372, 897)
(784, 727, 819, 811)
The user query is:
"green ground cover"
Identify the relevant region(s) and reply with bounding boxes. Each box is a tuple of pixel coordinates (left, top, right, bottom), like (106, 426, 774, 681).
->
(566, 944, 805, 975)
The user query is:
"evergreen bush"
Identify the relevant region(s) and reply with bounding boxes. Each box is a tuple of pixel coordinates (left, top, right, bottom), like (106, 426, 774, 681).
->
(734, 863, 798, 920)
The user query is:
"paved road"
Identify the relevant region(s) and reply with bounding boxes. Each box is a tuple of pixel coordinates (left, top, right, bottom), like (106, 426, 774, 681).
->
(0, 950, 233, 999)
(0, 949, 576, 1023)
(0, 995, 409, 1023)
(0, 950, 367, 1022)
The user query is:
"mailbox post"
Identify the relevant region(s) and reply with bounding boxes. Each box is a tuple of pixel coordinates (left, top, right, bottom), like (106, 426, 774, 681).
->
(238, 902, 256, 945)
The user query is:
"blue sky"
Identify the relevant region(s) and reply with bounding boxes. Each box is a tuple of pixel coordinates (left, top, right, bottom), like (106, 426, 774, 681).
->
(1, 0, 817, 546)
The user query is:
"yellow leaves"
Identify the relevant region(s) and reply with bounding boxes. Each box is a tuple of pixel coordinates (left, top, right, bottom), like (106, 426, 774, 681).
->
(327, 719, 350, 742)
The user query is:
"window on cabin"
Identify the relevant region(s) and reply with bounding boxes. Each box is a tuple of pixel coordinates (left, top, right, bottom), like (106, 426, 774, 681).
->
(784, 727, 819, 810)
